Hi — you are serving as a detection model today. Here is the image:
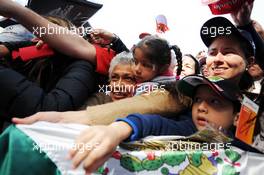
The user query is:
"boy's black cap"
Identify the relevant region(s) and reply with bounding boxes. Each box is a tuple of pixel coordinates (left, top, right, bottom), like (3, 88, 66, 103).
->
(200, 17, 256, 57)
(177, 75, 243, 103)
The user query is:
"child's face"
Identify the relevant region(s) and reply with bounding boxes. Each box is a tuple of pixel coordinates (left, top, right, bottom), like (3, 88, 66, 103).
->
(132, 48, 159, 83)
(192, 85, 237, 131)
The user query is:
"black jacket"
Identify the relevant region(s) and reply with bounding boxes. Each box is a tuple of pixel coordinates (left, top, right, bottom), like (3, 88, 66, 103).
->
(238, 22, 264, 70)
(0, 60, 96, 120)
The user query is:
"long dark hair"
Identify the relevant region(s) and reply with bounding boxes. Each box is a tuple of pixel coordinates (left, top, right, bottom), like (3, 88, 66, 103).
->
(183, 54, 200, 75)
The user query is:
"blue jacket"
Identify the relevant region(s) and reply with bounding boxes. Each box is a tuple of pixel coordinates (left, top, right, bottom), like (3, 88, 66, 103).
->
(117, 112, 262, 153)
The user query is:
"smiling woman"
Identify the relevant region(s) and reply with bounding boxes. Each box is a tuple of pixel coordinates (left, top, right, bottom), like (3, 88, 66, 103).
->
(80, 51, 136, 107)
(206, 36, 248, 81)
(200, 17, 255, 91)
(108, 52, 136, 101)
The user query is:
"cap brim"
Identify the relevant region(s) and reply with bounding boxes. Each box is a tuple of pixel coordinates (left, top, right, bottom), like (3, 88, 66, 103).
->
(177, 75, 220, 97)
(177, 75, 241, 102)
(200, 17, 240, 47)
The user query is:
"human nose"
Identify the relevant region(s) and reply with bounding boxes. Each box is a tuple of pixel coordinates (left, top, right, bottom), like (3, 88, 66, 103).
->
(197, 101, 208, 113)
(113, 77, 126, 87)
(212, 52, 225, 64)
(134, 64, 142, 74)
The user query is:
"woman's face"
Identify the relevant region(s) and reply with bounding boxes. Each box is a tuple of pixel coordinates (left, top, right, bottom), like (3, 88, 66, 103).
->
(109, 64, 136, 101)
(206, 36, 247, 82)
(180, 56, 196, 78)
(132, 48, 159, 83)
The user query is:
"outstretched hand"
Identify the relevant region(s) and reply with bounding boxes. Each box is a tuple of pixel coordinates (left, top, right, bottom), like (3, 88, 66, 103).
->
(12, 110, 91, 125)
(69, 122, 132, 174)
(231, 1, 254, 26)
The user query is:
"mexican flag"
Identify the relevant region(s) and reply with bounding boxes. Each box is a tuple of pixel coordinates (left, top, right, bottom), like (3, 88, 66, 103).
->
(0, 122, 88, 175)
(1, 122, 264, 175)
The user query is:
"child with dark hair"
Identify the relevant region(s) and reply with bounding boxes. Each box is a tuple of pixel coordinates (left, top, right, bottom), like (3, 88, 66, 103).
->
(132, 35, 182, 95)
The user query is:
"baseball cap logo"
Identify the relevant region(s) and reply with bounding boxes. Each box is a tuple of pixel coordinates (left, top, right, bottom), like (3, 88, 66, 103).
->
(208, 76, 224, 82)
(201, 26, 232, 38)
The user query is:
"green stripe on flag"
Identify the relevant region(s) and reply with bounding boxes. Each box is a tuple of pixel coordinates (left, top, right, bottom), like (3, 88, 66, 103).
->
(0, 125, 61, 175)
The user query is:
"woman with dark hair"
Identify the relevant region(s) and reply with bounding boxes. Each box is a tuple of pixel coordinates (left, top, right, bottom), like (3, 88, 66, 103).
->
(201, 17, 255, 91)
(178, 54, 200, 79)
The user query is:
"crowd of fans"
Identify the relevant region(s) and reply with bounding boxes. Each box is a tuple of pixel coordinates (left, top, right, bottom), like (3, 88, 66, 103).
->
(0, 0, 263, 174)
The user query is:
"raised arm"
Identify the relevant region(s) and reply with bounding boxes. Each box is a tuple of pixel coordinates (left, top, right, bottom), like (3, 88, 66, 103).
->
(0, 0, 96, 63)
(231, 1, 264, 70)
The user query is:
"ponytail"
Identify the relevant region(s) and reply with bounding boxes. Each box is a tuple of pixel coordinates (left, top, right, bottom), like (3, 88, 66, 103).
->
(170, 45, 182, 77)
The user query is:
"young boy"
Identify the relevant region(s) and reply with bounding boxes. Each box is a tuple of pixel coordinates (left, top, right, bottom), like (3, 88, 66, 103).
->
(69, 75, 252, 173)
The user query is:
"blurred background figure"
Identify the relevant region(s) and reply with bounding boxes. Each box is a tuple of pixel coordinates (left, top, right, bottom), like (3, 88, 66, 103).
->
(253, 112, 264, 152)
(196, 50, 207, 61)
(246, 62, 263, 100)
(252, 20, 264, 40)
(176, 54, 200, 79)
(198, 56, 209, 77)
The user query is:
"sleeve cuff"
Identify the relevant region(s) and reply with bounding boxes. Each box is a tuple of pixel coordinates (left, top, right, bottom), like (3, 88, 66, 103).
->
(116, 118, 139, 141)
